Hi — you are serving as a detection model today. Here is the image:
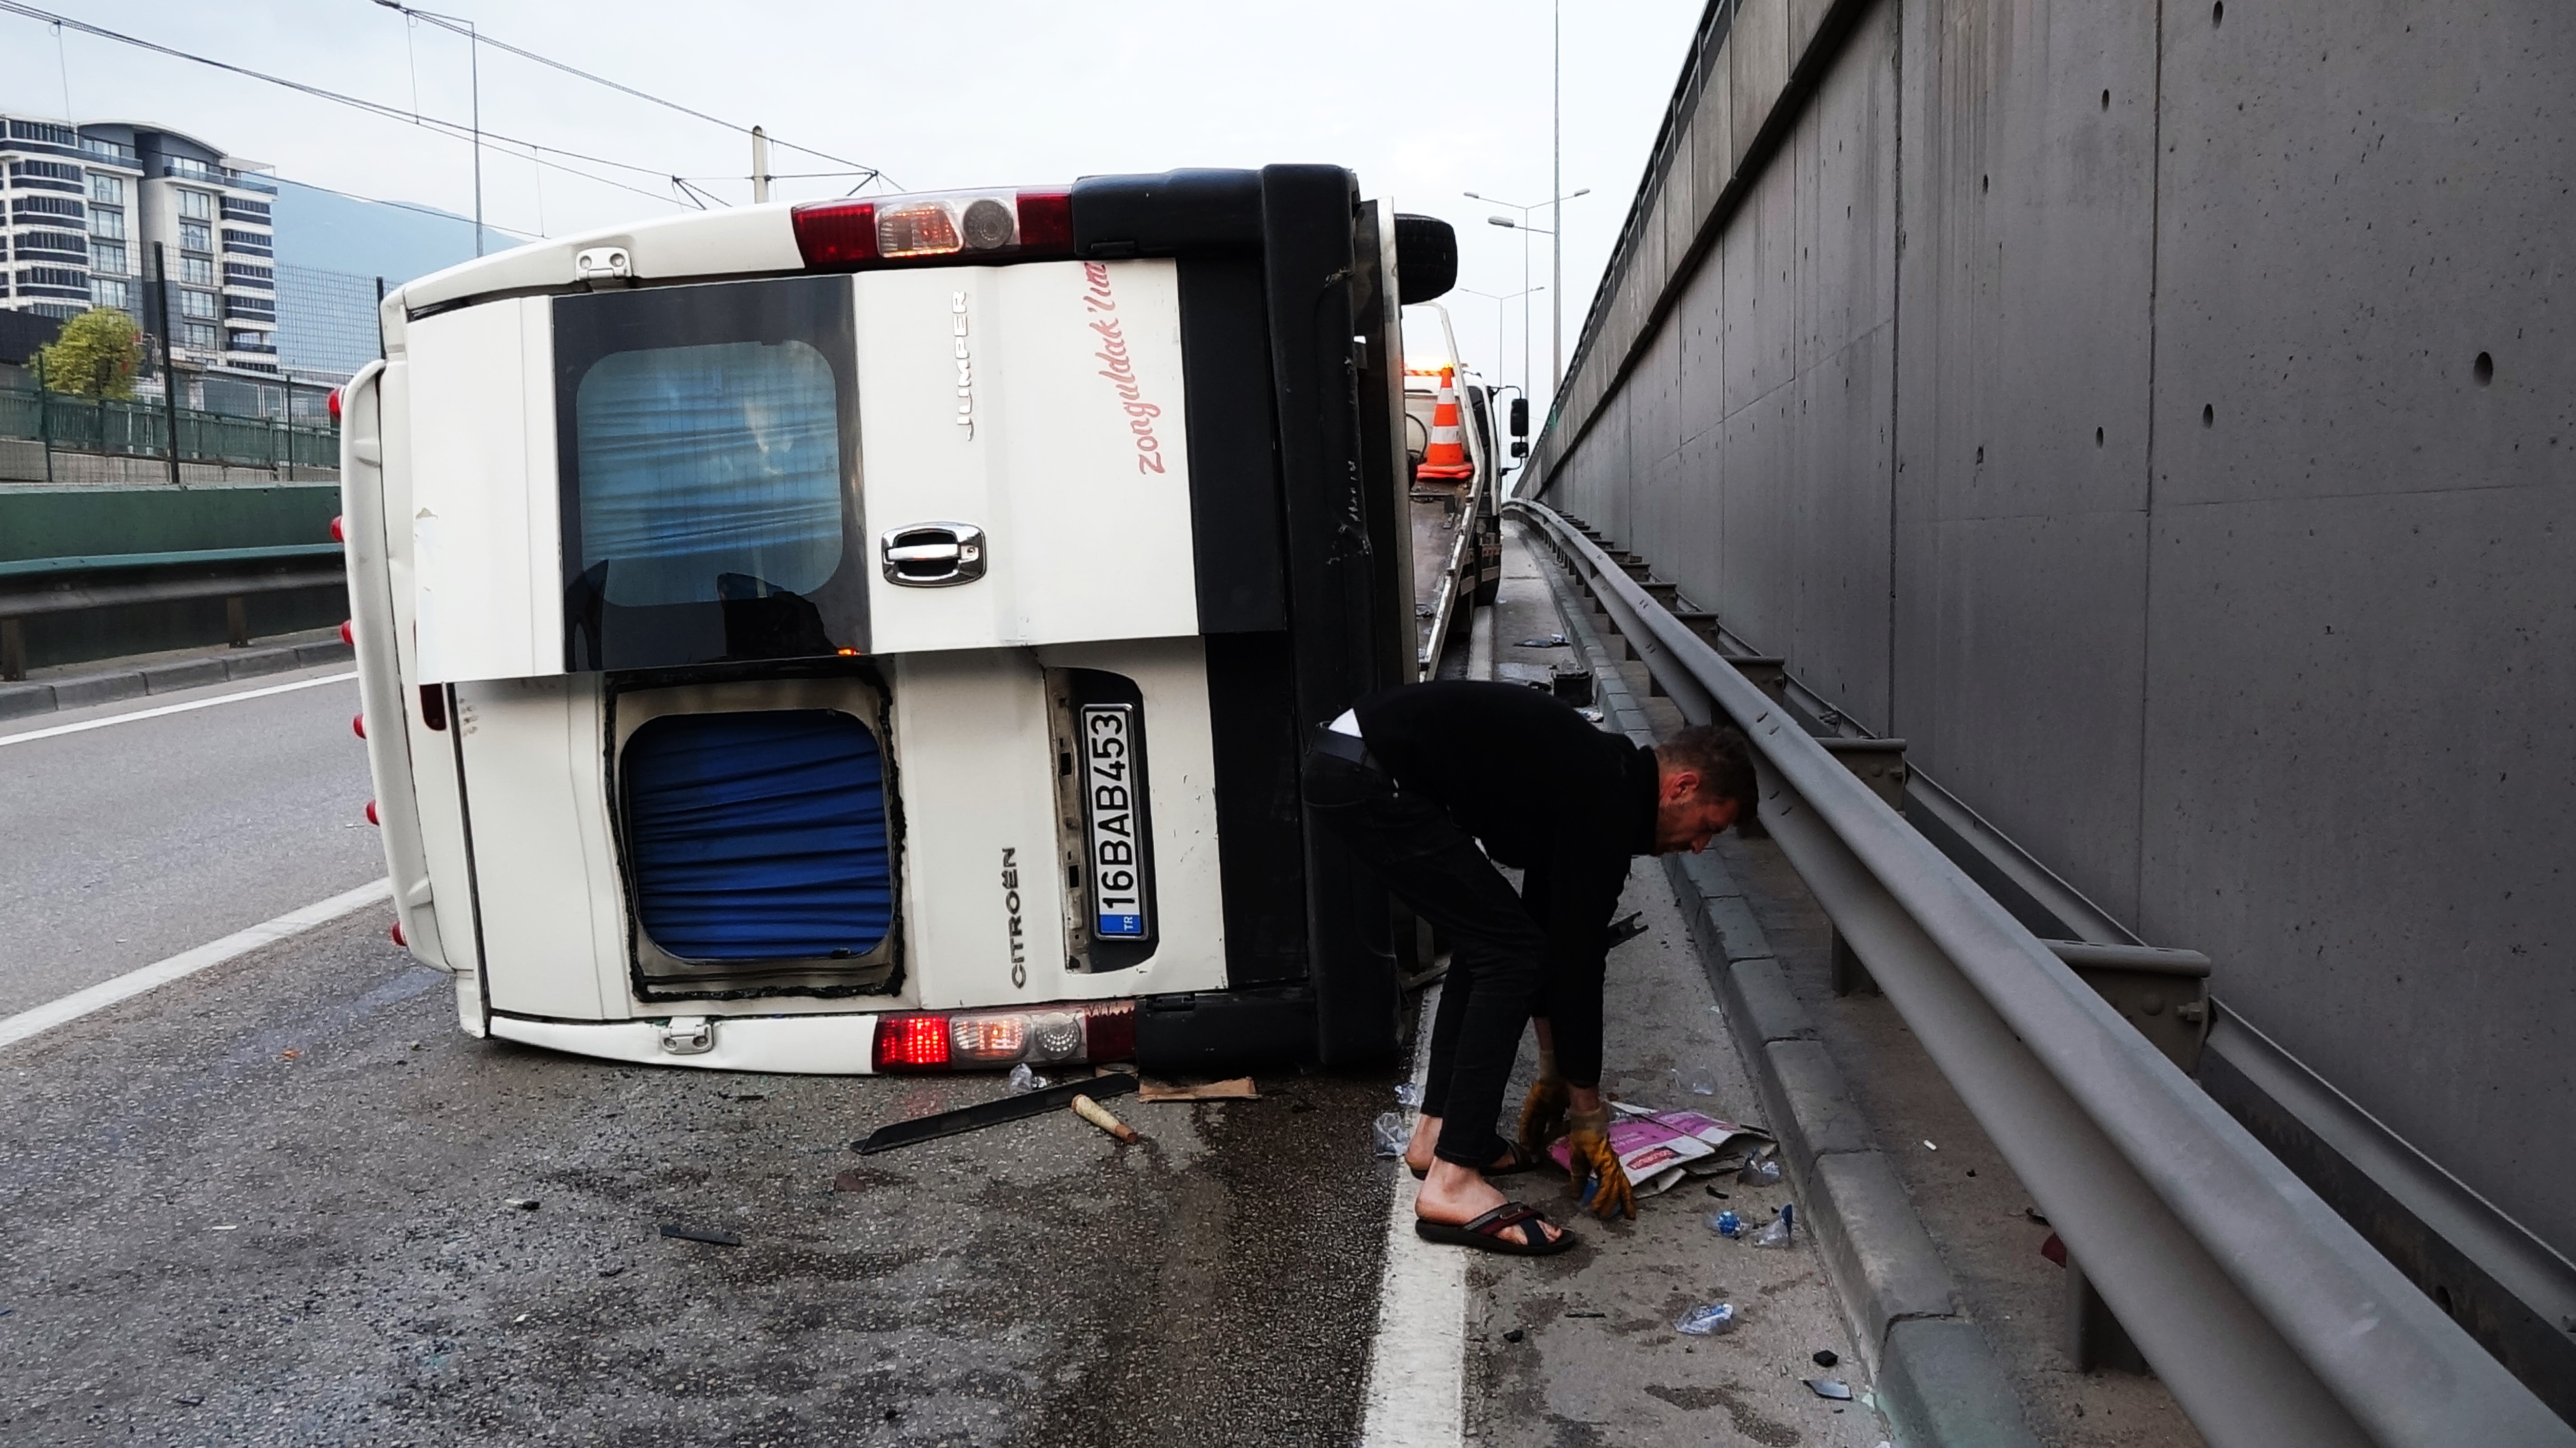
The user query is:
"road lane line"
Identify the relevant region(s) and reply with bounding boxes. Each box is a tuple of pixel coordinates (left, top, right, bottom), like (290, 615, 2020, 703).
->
(0, 670, 358, 749)
(1358, 982, 1467, 1448)
(0, 877, 391, 1051)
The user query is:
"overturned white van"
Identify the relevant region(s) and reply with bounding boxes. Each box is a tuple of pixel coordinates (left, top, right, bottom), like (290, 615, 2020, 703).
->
(339, 168, 1458, 1074)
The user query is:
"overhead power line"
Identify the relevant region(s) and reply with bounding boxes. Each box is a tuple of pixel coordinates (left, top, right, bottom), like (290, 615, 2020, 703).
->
(0, 1, 727, 211)
(375, 4, 893, 191)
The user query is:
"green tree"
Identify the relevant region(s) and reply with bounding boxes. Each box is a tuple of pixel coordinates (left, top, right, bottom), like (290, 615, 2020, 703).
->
(36, 307, 143, 400)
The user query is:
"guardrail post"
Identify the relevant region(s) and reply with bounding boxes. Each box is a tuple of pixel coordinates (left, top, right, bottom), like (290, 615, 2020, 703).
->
(1, 617, 25, 681)
(2068, 1256, 2151, 1374)
(224, 595, 250, 648)
(1723, 653, 1789, 702)
(1820, 738, 1910, 996)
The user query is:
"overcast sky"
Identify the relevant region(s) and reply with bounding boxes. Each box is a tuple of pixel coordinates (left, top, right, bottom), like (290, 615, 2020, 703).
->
(8, 0, 1704, 414)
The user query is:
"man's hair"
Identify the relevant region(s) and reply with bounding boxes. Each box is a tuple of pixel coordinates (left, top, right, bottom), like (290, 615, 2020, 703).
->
(1655, 722, 1758, 812)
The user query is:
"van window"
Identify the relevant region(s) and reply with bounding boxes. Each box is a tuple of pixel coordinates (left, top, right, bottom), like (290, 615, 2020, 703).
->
(574, 339, 843, 606)
(552, 274, 862, 672)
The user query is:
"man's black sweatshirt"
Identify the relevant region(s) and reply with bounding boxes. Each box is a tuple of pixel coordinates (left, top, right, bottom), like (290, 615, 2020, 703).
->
(1351, 680, 1658, 1088)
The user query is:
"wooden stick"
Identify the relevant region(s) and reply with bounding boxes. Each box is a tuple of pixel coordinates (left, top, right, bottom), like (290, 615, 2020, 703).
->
(1071, 1093, 1140, 1143)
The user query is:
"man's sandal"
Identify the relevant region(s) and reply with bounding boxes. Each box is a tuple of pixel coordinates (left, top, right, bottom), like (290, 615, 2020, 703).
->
(1406, 1140, 1545, 1182)
(1414, 1201, 1577, 1256)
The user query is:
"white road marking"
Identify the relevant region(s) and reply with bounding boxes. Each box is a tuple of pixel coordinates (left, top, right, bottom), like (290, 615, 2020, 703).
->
(0, 670, 357, 749)
(1359, 981, 1467, 1448)
(0, 877, 391, 1051)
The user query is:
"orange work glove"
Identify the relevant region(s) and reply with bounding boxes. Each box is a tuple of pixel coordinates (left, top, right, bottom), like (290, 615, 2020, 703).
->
(1565, 1103, 1635, 1220)
(1516, 1046, 1571, 1155)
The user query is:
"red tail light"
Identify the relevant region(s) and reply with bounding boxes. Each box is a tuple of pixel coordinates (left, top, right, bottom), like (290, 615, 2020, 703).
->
(339, 619, 354, 647)
(352, 713, 366, 740)
(389, 919, 406, 947)
(365, 800, 379, 826)
(327, 387, 341, 421)
(871, 1002, 1136, 1073)
(793, 187, 1076, 272)
(329, 515, 345, 543)
(1015, 190, 1072, 253)
(793, 200, 877, 268)
(874, 1013, 951, 1071)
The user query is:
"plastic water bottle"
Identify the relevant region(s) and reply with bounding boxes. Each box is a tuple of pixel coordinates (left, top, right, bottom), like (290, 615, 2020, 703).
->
(1674, 1302, 1739, 1336)
(1372, 1111, 1407, 1158)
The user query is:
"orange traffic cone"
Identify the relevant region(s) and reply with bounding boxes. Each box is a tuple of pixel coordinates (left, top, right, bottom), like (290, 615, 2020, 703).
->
(1416, 367, 1475, 479)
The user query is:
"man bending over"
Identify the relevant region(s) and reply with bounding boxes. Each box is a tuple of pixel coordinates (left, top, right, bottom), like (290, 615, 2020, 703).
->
(1305, 680, 1757, 1254)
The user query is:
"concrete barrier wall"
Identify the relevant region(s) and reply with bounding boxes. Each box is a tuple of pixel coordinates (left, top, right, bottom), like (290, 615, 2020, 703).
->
(1532, 0, 2575, 1259)
(1, 485, 347, 672)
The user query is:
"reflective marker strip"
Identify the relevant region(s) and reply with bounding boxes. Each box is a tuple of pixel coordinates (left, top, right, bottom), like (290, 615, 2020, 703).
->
(0, 877, 392, 1051)
(0, 670, 357, 749)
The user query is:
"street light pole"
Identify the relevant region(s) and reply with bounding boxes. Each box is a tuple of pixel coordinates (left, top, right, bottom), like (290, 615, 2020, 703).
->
(1473, 189, 1586, 396)
(374, 2, 481, 255)
(1553, 0, 1563, 393)
(1456, 285, 1543, 402)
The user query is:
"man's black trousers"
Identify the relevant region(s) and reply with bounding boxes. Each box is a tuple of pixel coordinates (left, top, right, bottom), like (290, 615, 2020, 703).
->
(1303, 746, 1548, 1172)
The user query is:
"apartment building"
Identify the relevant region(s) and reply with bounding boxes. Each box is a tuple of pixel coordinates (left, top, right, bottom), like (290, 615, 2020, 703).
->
(2, 115, 280, 374)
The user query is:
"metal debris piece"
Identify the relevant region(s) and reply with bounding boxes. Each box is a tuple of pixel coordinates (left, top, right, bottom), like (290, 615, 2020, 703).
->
(1606, 911, 1648, 948)
(504, 1198, 539, 1211)
(1805, 1378, 1854, 1401)
(853, 1073, 1139, 1156)
(1515, 634, 1569, 648)
(1813, 1349, 1840, 1367)
(658, 1223, 742, 1247)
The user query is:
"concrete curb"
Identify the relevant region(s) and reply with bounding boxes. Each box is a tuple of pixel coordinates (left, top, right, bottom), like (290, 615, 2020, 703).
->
(1532, 535, 2041, 1448)
(0, 638, 352, 723)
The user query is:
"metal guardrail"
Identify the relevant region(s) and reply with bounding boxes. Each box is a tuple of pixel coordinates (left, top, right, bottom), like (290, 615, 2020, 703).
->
(0, 544, 346, 680)
(1506, 497, 2574, 1448)
(0, 387, 339, 471)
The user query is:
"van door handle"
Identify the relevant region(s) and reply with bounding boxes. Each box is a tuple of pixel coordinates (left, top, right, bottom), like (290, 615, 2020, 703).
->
(880, 522, 988, 587)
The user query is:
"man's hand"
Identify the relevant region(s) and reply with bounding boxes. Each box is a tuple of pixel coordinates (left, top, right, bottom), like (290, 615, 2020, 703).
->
(1517, 1051, 1571, 1154)
(1565, 1104, 1635, 1220)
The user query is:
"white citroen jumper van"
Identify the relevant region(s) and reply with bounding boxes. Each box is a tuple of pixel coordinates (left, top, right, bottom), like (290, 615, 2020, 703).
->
(340, 167, 1457, 1075)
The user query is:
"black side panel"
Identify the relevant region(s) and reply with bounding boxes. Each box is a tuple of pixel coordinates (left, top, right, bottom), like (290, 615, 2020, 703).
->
(1349, 205, 1414, 689)
(1204, 631, 1308, 985)
(1072, 170, 1264, 257)
(1177, 258, 1289, 634)
(1134, 987, 1319, 1073)
(1259, 164, 1400, 1067)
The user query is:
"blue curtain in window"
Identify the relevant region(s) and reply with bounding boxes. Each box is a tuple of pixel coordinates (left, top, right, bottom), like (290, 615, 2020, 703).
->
(575, 339, 844, 607)
(624, 710, 891, 962)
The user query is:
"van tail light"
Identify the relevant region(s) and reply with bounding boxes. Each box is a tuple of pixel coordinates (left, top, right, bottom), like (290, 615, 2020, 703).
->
(352, 712, 366, 740)
(872, 1001, 1137, 1073)
(793, 187, 1076, 272)
(339, 619, 354, 647)
(329, 514, 345, 543)
(389, 919, 406, 947)
(365, 799, 379, 826)
(328, 387, 341, 421)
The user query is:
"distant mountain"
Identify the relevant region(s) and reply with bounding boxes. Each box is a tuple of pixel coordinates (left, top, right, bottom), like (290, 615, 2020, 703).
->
(270, 180, 524, 285)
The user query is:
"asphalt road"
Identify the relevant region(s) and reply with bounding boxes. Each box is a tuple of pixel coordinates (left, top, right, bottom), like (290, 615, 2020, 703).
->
(0, 914, 1395, 1447)
(0, 659, 1398, 1446)
(0, 661, 381, 1017)
(0, 627, 1906, 1448)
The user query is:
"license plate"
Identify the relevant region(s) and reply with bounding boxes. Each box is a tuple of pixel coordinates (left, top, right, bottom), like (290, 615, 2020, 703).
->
(1080, 703, 1150, 939)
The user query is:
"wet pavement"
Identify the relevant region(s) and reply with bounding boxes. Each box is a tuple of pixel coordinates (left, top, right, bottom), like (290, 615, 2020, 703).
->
(0, 915, 1395, 1447)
